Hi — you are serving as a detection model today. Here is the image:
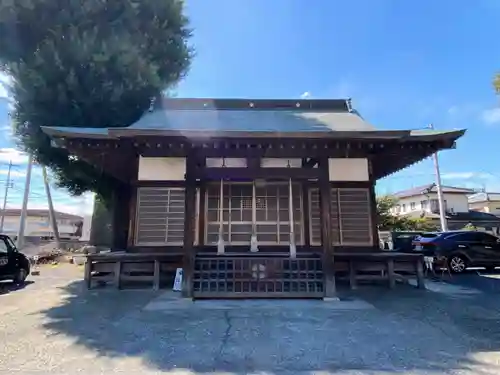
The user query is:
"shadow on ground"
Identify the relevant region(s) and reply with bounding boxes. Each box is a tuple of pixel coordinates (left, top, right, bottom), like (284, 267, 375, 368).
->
(0, 280, 34, 295)
(34, 277, 500, 374)
(446, 268, 500, 294)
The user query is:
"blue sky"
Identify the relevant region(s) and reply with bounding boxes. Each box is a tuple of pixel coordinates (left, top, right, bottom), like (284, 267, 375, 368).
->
(178, 0, 500, 194)
(1, 0, 500, 213)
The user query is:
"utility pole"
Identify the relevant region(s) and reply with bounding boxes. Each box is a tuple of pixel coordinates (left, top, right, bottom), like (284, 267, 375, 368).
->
(42, 166, 60, 247)
(0, 160, 13, 233)
(16, 154, 33, 249)
(429, 124, 448, 231)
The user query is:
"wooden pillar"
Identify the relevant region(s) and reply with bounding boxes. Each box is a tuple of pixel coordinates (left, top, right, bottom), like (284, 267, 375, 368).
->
(318, 158, 336, 298)
(111, 183, 131, 251)
(182, 155, 197, 298)
(368, 158, 380, 250)
(127, 186, 138, 247)
(198, 183, 207, 246)
(302, 182, 311, 247)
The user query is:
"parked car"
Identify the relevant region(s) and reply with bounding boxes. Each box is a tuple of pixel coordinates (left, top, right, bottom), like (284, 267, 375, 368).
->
(0, 234, 30, 284)
(411, 231, 500, 273)
(380, 231, 426, 252)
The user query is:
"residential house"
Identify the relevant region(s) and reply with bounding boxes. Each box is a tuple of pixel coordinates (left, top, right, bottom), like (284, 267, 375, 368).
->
(0, 209, 83, 239)
(390, 184, 500, 231)
(390, 184, 475, 215)
(468, 192, 500, 215)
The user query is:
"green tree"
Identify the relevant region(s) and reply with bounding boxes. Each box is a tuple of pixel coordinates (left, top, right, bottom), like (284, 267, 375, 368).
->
(0, 0, 192, 203)
(376, 195, 438, 231)
(462, 222, 477, 231)
(376, 195, 408, 230)
(494, 74, 500, 93)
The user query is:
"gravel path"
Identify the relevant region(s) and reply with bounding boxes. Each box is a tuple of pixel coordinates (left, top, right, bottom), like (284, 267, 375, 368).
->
(1, 265, 500, 374)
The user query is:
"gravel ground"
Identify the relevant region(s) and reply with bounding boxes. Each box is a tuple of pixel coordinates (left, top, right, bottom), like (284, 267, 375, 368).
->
(1, 265, 500, 374)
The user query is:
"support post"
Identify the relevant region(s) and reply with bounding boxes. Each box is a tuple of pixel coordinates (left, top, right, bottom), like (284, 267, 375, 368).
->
(429, 124, 448, 232)
(302, 182, 311, 248)
(182, 156, 197, 298)
(42, 166, 60, 247)
(111, 183, 131, 251)
(127, 155, 139, 247)
(367, 159, 379, 250)
(17, 154, 33, 249)
(217, 179, 225, 254)
(288, 178, 296, 259)
(0, 160, 12, 233)
(318, 158, 337, 299)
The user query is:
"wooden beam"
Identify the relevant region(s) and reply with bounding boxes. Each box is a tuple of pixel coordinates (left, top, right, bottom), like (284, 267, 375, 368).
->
(198, 183, 207, 246)
(367, 158, 379, 249)
(111, 183, 131, 251)
(127, 155, 139, 248)
(318, 158, 336, 298)
(182, 155, 197, 299)
(193, 167, 321, 180)
(302, 182, 311, 247)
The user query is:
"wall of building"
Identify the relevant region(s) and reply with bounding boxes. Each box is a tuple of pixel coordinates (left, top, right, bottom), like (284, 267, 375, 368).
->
(469, 201, 500, 215)
(1, 215, 78, 237)
(137, 157, 370, 182)
(391, 192, 469, 215)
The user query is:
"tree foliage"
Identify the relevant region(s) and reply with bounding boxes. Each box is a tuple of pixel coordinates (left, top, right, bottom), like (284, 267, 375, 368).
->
(0, 0, 192, 202)
(376, 195, 438, 232)
(494, 73, 500, 94)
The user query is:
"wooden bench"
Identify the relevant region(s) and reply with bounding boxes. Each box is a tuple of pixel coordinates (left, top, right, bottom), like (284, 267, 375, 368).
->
(334, 252, 425, 290)
(84, 253, 181, 290)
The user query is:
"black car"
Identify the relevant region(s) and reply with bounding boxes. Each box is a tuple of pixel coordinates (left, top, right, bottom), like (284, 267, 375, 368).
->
(0, 234, 30, 284)
(412, 231, 500, 273)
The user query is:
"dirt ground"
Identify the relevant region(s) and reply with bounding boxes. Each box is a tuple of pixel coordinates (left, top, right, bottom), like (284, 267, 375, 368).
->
(1, 264, 500, 374)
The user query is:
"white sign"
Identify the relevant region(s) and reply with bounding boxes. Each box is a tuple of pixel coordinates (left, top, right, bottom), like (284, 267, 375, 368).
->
(173, 268, 183, 291)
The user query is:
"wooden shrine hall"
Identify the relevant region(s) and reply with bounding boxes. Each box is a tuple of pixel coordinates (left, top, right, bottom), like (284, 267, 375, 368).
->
(42, 98, 465, 299)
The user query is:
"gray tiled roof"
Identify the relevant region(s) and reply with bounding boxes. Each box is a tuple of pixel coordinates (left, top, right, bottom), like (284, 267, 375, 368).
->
(39, 98, 466, 142)
(125, 107, 375, 133)
(393, 184, 476, 198)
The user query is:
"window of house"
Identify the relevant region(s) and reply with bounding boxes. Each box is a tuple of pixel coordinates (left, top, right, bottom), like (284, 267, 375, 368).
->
(402, 204, 406, 212)
(420, 200, 428, 209)
(410, 202, 416, 210)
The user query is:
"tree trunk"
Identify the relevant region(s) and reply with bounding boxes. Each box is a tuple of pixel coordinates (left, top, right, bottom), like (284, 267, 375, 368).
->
(89, 195, 112, 247)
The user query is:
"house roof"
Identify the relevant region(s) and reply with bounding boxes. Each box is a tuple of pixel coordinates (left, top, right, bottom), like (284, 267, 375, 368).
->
(393, 184, 476, 199)
(468, 192, 500, 203)
(402, 210, 500, 223)
(40, 98, 466, 142)
(2, 209, 83, 222)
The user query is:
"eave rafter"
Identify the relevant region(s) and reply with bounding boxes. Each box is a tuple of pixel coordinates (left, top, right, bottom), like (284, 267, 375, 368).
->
(57, 134, 460, 182)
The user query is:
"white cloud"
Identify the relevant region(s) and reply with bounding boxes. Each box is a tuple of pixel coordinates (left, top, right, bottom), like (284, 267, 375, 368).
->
(0, 148, 29, 164)
(447, 106, 458, 115)
(441, 171, 497, 180)
(300, 91, 311, 99)
(0, 72, 11, 99)
(481, 108, 500, 124)
(0, 169, 26, 178)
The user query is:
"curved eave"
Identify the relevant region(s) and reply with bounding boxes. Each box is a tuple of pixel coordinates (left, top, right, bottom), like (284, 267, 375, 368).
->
(41, 125, 465, 140)
(41, 126, 115, 139)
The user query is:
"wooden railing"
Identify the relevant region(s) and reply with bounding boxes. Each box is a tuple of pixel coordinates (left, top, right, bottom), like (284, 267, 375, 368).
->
(193, 254, 324, 298)
(84, 253, 181, 290)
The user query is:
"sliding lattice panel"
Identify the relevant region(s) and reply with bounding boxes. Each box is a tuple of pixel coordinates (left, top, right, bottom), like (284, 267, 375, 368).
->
(193, 256, 324, 298)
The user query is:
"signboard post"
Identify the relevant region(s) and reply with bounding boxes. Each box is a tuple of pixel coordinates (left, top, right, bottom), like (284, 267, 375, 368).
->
(173, 268, 183, 292)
